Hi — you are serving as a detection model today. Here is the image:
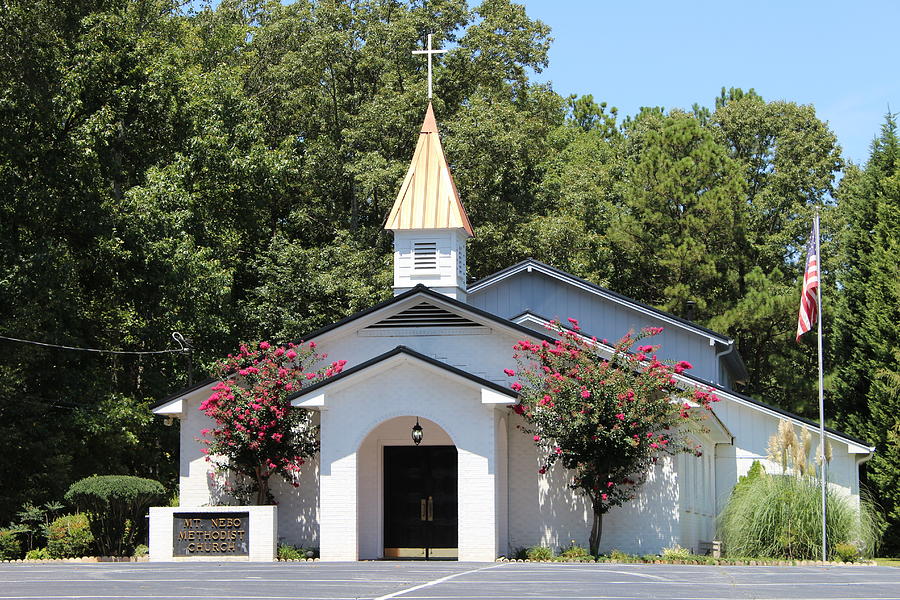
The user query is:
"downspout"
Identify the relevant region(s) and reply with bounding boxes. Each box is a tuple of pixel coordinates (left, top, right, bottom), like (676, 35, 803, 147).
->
(855, 451, 875, 503)
(714, 340, 737, 386)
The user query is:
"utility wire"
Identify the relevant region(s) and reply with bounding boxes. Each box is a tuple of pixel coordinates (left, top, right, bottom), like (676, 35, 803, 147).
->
(0, 331, 190, 355)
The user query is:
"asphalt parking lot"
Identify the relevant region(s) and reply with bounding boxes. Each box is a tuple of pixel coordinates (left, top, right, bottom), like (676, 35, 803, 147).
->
(0, 561, 898, 600)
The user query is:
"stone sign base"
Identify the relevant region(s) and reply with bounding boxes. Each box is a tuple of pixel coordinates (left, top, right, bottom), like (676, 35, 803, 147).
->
(149, 506, 277, 562)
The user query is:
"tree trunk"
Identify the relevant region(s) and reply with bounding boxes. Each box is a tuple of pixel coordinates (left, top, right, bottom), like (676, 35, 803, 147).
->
(254, 467, 270, 505)
(589, 501, 604, 556)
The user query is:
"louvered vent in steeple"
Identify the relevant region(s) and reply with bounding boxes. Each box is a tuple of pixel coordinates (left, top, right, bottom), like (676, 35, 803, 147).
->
(413, 242, 438, 270)
(366, 302, 481, 329)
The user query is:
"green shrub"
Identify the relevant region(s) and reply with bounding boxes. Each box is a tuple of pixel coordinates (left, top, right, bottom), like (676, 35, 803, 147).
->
(277, 543, 303, 560)
(560, 541, 590, 559)
(526, 545, 554, 561)
(608, 548, 638, 562)
(833, 542, 859, 562)
(718, 464, 882, 560)
(14, 502, 63, 552)
(65, 475, 166, 556)
(47, 514, 94, 558)
(0, 529, 23, 560)
(132, 544, 149, 557)
(662, 544, 692, 560)
(25, 547, 49, 560)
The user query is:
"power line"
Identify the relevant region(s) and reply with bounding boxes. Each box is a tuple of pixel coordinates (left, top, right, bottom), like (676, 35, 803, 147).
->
(0, 332, 190, 356)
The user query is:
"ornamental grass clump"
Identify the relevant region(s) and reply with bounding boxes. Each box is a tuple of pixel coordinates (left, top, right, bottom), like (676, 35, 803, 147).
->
(507, 321, 719, 555)
(199, 341, 345, 505)
(717, 467, 878, 559)
(718, 422, 883, 561)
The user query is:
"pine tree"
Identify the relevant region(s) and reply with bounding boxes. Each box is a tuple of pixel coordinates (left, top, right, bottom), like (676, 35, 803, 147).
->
(832, 113, 900, 551)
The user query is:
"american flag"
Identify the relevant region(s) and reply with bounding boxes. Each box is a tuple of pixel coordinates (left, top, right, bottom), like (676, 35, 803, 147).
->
(796, 218, 820, 342)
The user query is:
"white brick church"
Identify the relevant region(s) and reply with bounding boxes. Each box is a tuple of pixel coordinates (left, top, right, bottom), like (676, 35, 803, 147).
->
(153, 103, 873, 562)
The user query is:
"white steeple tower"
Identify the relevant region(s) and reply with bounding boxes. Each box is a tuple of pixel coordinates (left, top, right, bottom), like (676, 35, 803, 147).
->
(385, 102, 473, 301)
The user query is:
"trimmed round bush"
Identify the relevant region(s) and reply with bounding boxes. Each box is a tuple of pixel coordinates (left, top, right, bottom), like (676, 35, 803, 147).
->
(65, 475, 166, 556)
(0, 529, 22, 560)
(47, 513, 94, 558)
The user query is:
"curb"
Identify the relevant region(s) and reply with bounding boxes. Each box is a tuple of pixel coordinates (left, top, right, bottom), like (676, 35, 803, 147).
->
(276, 558, 320, 562)
(3, 556, 150, 563)
(494, 557, 878, 566)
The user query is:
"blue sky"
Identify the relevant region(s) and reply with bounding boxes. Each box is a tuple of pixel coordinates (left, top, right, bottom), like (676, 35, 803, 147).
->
(516, 0, 899, 166)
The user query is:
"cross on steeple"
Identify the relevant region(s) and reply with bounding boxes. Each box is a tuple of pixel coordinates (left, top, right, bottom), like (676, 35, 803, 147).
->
(412, 33, 447, 100)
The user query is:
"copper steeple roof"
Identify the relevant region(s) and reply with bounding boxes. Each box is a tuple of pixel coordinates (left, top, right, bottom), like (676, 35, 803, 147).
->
(385, 103, 474, 236)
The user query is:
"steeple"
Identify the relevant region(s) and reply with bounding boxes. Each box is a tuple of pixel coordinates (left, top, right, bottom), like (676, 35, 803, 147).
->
(385, 103, 473, 300)
(385, 103, 473, 236)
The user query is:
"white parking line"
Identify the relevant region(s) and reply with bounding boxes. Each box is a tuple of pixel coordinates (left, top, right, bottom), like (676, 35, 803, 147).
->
(373, 563, 507, 600)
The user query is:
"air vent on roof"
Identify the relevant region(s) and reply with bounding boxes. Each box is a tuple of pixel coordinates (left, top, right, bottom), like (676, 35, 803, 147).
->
(367, 302, 482, 329)
(413, 241, 437, 270)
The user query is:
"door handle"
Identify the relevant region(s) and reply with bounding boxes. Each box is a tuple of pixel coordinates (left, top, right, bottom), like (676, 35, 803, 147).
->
(420, 498, 427, 521)
(427, 496, 434, 521)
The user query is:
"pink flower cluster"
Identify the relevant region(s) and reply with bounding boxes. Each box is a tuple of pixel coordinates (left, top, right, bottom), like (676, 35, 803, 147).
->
(197, 339, 346, 499)
(504, 319, 713, 513)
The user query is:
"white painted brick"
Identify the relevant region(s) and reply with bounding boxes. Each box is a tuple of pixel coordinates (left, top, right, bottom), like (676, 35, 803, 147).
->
(317, 361, 499, 561)
(168, 299, 867, 561)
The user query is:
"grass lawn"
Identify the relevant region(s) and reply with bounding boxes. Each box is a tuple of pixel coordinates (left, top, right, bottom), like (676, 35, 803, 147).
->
(875, 557, 900, 567)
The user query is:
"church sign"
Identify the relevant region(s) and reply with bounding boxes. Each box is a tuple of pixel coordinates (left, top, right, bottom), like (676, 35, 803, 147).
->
(149, 505, 276, 561)
(173, 512, 249, 556)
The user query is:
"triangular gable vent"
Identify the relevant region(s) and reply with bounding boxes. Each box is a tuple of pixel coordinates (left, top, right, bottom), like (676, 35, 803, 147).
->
(361, 302, 487, 336)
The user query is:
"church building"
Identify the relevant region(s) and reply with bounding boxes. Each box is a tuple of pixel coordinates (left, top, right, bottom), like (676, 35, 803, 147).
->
(153, 102, 874, 562)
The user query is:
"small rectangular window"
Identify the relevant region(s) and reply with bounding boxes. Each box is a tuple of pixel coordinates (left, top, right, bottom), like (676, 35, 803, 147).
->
(413, 242, 437, 270)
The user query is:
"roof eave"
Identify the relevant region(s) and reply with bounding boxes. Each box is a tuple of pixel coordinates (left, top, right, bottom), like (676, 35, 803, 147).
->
(287, 345, 518, 406)
(469, 258, 733, 344)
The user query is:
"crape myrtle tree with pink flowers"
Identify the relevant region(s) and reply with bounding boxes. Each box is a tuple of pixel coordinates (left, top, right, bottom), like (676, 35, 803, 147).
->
(199, 341, 346, 505)
(506, 319, 719, 555)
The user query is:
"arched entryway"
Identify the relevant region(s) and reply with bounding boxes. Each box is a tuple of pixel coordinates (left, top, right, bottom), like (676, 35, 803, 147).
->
(357, 416, 458, 560)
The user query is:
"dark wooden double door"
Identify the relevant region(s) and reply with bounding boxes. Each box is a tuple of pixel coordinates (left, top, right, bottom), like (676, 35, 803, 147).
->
(383, 445, 457, 560)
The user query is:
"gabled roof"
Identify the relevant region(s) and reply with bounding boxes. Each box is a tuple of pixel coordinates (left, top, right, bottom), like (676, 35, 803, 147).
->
(153, 284, 551, 409)
(469, 258, 731, 343)
(155, 284, 871, 451)
(469, 258, 749, 381)
(154, 376, 216, 410)
(512, 310, 872, 452)
(384, 102, 474, 236)
(680, 372, 874, 453)
(286, 345, 518, 405)
(290, 284, 555, 346)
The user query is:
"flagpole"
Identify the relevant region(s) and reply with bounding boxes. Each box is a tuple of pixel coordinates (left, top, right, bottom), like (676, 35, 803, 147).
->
(815, 208, 827, 562)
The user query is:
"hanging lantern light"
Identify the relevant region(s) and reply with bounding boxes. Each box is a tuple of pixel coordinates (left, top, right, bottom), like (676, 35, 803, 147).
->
(411, 417, 423, 445)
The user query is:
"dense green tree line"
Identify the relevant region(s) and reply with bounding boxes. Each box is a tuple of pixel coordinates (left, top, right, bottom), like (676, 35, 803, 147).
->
(0, 0, 896, 550)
